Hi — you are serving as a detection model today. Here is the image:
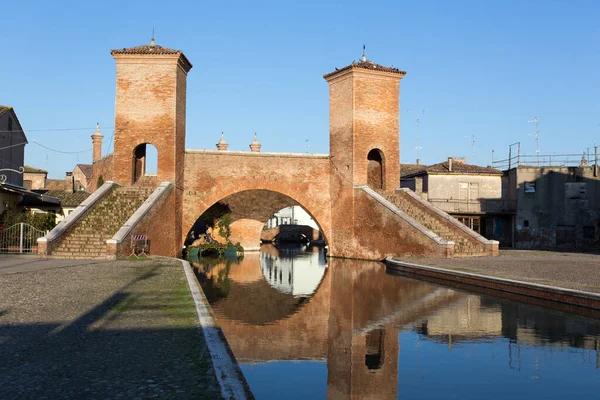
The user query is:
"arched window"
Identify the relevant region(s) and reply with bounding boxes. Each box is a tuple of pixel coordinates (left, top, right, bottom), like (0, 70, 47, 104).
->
(133, 143, 158, 183)
(367, 149, 384, 190)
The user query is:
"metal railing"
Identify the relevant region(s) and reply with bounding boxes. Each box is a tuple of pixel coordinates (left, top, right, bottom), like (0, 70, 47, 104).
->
(0, 223, 47, 254)
(428, 198, 517, 213)
(492, 145, 598, 170)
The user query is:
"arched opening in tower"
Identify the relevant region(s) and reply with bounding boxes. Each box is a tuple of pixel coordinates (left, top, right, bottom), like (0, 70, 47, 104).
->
(367, 149, 384, 190)
(132, 143, 158, 183)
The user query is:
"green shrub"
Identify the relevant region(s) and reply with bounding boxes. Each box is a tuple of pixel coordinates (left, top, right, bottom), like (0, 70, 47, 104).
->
(0, 208, 56, 232)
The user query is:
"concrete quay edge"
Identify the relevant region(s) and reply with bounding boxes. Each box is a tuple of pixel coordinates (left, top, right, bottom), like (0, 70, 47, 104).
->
(180, 259, 253, 400)
(385, 257, 600, 310)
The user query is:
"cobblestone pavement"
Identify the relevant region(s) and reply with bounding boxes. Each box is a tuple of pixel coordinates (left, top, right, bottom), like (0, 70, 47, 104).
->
(394, 250, 600, 293)
(0, 258, 222, 399)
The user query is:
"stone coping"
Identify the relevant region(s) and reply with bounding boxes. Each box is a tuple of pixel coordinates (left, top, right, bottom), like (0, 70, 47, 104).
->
(397, 188, 498, 246)
(108, 182, 172, 245)
(385, 257, 600, 310)
(181, 259, 252, 399)
(39, 181, 118, 244)
(185, 149, 329, 159)
(358, 186, 453, 247)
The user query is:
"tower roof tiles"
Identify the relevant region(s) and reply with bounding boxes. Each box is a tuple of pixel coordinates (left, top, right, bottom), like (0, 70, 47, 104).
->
(324, 60, 406, 79)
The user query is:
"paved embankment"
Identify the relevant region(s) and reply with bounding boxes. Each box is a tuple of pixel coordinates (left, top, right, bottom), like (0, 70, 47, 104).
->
(0, 258, 223, 399)
(389, 250, 600, 310)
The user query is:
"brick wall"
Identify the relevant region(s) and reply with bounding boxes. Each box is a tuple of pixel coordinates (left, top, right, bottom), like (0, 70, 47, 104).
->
(22, 172, 46, 190)
(72, 166, 89, 191)
(348, 189, 451, 259)
(90, 154, 114, 191)
(353, 72, 401, 192)
(112, 54, 189, 186)
(115, 185, 178, 257)
(325, 68, 403, 193)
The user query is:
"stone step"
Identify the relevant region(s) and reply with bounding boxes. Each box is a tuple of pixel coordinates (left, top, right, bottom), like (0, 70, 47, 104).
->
(49, 185, 154, 257)
(380, 190, 488, 254)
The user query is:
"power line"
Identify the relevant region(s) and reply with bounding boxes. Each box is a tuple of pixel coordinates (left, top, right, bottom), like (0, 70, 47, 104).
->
(31, 141, 92, 154)
(0, 126, 115, 134)
(30, 133, 115, 155)
(0, 126, 183, 134)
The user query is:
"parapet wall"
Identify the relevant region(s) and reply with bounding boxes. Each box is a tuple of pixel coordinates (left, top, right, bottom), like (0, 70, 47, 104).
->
(108, 182, 177, 258)
(343, 187, 452, 259)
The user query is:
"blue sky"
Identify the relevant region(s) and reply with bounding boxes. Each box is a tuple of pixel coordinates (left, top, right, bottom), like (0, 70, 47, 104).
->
(1, 0, 598, 178)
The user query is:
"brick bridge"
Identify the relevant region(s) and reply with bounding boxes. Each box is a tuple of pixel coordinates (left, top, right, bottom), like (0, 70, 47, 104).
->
(39, 41, 498, 260)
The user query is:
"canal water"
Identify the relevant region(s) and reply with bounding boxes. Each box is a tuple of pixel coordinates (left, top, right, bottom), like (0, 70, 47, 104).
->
(192, 245, 600, 399)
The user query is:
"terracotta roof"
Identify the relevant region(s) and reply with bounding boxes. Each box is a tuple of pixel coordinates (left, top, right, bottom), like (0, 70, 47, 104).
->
(110, 44, 182, 55)
(110, 42, 193, 71)
(19, 189, 90, 208)
(324, 59, 406, 79)
(44, 179, 64, 190)
(400, 164, 427, 178)
(402, 161, 503, 178)
(23, 165, 47, 174)
(76, 164, 93, 180)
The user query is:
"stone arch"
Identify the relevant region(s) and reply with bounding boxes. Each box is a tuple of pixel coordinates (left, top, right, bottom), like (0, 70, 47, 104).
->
(367, 148, 385, 190)
(132, 143, 159, 184)
(185, 189, 329, 251)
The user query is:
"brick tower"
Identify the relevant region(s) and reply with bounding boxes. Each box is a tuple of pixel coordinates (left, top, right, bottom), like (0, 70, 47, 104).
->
(324, 52, 406, 257)
(324, 51, 405, 192)
(110, 39, 192, 186)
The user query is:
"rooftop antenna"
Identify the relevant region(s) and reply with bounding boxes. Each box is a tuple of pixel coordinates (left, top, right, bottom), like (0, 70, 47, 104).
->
(361, 44, 367, 62)
(464, 135, 476, 164)
(528, 116, 540, 164)
(150, 28, 155, 46)
(407, 109, 425, 164)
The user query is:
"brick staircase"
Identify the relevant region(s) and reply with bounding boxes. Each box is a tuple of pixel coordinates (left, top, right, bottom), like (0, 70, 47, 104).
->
(50, 186, 154, 259)
(379, 190, 487, 257)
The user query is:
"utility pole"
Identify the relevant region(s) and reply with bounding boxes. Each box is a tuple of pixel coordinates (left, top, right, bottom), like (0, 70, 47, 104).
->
(528, 116, 540, 164)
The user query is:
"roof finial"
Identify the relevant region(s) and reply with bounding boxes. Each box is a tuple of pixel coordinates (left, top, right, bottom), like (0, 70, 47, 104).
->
(91, 123, 103, 138)
(216, 132, 229, 151)
(150, 28, 155, 46)
(361, 44, 367, 62)
(250, 132, 261, 152)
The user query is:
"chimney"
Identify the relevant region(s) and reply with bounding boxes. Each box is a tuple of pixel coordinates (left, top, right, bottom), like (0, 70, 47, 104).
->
(416, 158, 421, 165)
(448, 157, 453, 172)
(91, 123, 104, 162)
(65, 172, 74, 193)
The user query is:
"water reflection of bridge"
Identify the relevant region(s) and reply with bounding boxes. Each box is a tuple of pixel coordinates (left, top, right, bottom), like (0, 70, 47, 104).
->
(193, 246, 600, 398)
